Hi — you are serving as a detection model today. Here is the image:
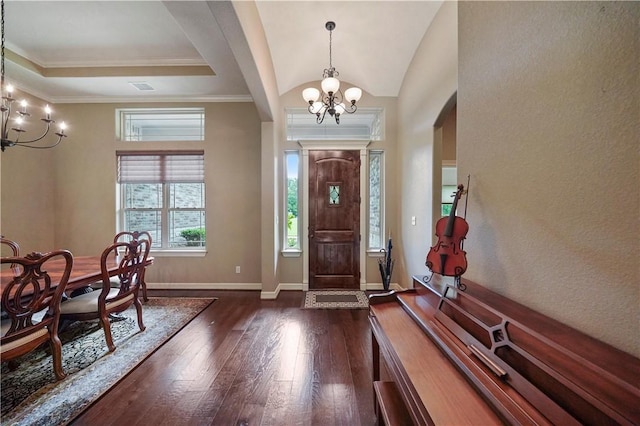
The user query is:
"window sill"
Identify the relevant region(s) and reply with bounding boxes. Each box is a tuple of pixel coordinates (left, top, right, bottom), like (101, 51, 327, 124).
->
(150, 249, 207, 257)
(281, 250, 301, 258)
(367, 249, 386, 258)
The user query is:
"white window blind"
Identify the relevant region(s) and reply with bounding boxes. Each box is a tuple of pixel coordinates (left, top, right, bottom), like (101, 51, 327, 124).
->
(117, 151, 204, 183)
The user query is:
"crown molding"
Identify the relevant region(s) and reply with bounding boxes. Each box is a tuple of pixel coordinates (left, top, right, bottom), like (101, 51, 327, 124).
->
(48, 95, 255, 104)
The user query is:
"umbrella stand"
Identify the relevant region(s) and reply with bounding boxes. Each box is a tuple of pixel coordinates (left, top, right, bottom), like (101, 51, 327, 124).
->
(378, 237, 394, 291)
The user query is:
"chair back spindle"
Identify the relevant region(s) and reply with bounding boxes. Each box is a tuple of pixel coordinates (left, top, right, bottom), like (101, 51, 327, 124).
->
(113, 231, 152, 301)
(1, 236, 20, 269)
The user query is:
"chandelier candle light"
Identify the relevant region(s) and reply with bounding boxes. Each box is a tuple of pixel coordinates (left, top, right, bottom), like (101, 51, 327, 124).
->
(302, 21, 362, 125)
(1, 0, 67, 152)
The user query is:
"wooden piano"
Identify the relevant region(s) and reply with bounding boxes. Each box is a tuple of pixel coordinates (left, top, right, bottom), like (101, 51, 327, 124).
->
(368, 275, 640, 425)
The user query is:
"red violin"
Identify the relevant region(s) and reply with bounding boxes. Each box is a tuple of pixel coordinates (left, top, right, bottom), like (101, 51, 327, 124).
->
(426, 184, 468, 277)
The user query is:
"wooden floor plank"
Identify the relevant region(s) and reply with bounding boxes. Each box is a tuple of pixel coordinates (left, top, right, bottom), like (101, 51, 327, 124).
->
(329, 314, 362, 425)
(71, 290, 375, 425)
(259, 379, 292, 426)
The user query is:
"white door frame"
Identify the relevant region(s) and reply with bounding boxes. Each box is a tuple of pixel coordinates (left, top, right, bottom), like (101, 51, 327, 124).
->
(298, 140, 371, 291)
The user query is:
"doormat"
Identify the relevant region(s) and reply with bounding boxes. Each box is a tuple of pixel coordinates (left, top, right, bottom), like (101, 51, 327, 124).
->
(302, 290, 369, 309)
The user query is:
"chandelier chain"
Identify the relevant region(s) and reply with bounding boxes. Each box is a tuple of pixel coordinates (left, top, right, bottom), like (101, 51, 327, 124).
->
(323, 25, 338, 79)
(328, 27, 332, 70)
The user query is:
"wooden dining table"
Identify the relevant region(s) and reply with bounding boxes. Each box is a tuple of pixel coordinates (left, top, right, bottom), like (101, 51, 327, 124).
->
(1, 254, 154, 298)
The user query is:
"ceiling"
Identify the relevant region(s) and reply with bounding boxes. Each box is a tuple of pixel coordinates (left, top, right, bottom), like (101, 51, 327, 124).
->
(3, 1, 443, 106)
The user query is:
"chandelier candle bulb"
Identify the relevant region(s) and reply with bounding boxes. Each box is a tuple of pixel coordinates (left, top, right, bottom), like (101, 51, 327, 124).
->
(13, 116, 23, 131)
(344, 87, 362, 104)
(321, 77, 340, 95)
(303, 87, 320, 103)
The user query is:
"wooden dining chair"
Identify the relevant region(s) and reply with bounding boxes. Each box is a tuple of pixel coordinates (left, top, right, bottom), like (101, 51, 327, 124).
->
(1, 250, 74, 380)
(59, 238, 149, 352)
(1, 236, 20, 268)
(113, 231, 152, 301)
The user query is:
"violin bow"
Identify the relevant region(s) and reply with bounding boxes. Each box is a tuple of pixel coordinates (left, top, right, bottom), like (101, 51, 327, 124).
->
(456, 174, 471, 291)
(459, 174, 471, 252)
(463, 174, 470, 220)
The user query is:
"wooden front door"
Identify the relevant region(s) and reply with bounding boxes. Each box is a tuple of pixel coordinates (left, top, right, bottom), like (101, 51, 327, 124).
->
(309, 150, 360, 289)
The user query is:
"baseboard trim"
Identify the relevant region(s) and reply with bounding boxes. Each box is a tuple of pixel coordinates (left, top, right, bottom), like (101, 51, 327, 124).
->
(148, 282, 403, 298)
(147, 282, 262, 291)
(261, 283, 302, 300)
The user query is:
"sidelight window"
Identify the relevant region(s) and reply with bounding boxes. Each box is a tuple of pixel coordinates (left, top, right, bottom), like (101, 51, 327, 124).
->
(368, 150, 384, 250)
(284, 151, 300, 251)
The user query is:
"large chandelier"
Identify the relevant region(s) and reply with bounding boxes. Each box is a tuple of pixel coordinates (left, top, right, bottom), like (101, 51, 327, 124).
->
(302, 21, 362, 125)
(1, 0, 67, 152)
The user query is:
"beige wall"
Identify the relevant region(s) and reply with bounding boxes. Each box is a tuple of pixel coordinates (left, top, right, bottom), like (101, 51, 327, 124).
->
(2, 101, 263, 287)
(397, 1, 458, 286)
(456, 2, 637, 356)
(0, 90, 57, 253)
(260, 120, 280, 296)
(442, 105, 456, 163)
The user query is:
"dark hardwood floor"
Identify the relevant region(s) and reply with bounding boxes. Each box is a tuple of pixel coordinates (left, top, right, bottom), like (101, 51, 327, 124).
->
(71, 290, 376, 426)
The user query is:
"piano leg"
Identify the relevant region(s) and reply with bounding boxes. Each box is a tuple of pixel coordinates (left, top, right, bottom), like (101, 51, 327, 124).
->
(372, 331, 383, 425)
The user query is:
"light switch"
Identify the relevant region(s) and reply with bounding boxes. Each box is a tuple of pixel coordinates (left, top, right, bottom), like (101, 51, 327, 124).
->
(411, 216, 416, 226)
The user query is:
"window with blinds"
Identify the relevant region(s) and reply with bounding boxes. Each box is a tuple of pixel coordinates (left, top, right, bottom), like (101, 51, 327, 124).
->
(117, 151, 206, 249)
(117, 108, 205, 141)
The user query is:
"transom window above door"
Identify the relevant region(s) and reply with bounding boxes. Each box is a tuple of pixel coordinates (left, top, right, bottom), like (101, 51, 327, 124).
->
(285, 107, 384, 141)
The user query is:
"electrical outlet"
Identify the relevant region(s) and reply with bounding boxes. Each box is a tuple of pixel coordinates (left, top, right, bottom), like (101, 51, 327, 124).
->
(235, 266, 241, 274)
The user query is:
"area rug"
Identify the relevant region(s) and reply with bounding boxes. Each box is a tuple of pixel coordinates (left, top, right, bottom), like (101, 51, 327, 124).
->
(1, 297, 215, 426)
(302, 290, 369, 309)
